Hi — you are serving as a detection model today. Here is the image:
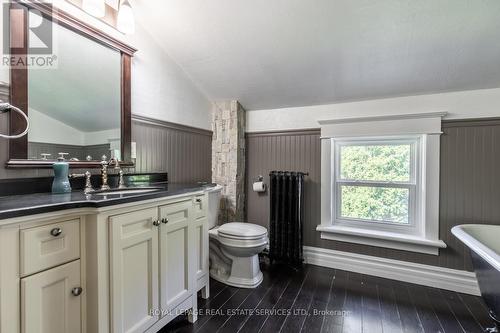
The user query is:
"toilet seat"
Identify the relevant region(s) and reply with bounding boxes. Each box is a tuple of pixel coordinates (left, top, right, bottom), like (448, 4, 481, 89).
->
(217, 222, 267, 240)
(210, 223, 268, 249)
(217, 233, 268, 249)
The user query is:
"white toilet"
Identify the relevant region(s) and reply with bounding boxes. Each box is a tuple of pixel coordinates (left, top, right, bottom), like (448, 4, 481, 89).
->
(206, 185, 268, 288)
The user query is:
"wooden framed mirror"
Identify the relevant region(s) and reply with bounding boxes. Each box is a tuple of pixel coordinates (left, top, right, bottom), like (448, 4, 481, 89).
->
(6, 0, 137, 168)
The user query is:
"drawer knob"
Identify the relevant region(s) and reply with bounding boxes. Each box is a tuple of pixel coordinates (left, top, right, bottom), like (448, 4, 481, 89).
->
(152, 220, 161, 227)
(161, 218, 169, 224)
(50, 228, 62, 237)
(71, 287, 83, 296)
(195, 198, 202, 203)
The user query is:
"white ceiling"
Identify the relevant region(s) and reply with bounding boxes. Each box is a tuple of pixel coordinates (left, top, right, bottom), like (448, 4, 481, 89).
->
(133, 0, 500, 111)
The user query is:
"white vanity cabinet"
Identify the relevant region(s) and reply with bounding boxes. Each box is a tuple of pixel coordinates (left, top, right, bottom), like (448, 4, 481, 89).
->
(0, 190, 209, 333)
(159, 199, 194, 314)
(21, 260, 82, 333)
(109, 207, 160, 333)
(0, 216, 85, 333)
(108, 198, 199, 333)
(192, 194, 210, 298)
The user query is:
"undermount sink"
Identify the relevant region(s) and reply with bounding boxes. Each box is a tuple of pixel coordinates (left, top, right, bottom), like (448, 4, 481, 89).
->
(91, 187, 163, 196)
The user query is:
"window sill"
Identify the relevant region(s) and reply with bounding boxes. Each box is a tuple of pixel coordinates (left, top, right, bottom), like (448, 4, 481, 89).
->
(316, 225, 447, 255)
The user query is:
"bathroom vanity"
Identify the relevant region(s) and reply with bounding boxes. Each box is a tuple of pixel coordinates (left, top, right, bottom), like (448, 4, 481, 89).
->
(0, 184, 210, 333)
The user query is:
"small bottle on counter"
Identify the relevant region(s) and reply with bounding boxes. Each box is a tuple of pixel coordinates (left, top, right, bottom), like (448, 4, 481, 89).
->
(52, 153, 72, 194)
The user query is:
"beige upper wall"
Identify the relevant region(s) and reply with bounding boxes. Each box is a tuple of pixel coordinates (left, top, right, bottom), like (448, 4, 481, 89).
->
(246, 88, 500, 132)
(126, 23, 211, 130)
(0, 0, 212, 130)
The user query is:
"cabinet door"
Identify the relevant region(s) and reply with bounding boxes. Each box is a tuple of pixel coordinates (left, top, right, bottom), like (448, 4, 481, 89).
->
(109, 207, 159, 333)
(193, 217, 209, 281)
(21, 260, 81, 333)
(159, 200, 194, 313)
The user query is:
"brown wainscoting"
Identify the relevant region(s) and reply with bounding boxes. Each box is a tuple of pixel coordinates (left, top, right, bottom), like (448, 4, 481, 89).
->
(27, 142, 110, 161)
(246, 119, 500, 272)
(246, 128, 321, 249)
(0, 115, 213, 182)
(131, 116, 212, 183)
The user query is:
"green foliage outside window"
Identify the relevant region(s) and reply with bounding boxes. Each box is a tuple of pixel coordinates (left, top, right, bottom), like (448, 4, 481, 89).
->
(339, 144, 412, 224)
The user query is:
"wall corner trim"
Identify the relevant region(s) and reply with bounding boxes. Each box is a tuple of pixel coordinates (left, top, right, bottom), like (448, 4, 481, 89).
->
(303, 246, 480, 296)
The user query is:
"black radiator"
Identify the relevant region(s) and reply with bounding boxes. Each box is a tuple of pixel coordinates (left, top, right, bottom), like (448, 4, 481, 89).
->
(268, 171, 307, 267)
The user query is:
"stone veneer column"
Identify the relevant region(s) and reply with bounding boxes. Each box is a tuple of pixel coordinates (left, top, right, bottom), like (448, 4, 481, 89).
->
(212, 100, 246, 223)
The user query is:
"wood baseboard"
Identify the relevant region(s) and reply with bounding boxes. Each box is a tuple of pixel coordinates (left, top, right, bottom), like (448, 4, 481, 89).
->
(303, 246, 480, 296)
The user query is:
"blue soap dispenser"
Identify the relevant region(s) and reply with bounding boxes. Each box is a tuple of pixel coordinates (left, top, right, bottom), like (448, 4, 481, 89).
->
(52, 153, 71, 194)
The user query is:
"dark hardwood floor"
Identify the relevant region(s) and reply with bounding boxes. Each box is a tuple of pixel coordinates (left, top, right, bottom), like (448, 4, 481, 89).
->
(160, 264, 493, 333)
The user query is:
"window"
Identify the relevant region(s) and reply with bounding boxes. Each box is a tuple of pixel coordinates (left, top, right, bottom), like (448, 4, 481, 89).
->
(334, 138, 418, 227)
(317, 112, 447, 255)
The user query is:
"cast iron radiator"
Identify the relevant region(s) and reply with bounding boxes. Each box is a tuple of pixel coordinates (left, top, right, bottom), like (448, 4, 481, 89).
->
(269, 171, 307, 267)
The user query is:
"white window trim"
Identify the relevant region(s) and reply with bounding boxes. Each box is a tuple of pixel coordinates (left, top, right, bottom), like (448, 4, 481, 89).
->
(318, 112, 447, 255)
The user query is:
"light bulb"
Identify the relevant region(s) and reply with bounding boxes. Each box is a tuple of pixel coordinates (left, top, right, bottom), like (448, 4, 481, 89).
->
(117, 0, 135, 34)
(82, 0, 105, 18)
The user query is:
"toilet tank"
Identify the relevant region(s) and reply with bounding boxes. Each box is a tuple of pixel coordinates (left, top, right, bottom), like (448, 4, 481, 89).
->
(205, 184, 223, 229)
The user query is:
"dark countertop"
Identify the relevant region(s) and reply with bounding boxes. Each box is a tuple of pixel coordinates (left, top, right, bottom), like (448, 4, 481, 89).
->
(0, 183, 212, 220)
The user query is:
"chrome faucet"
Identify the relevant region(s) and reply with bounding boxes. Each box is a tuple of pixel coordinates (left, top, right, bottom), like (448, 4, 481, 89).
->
(100, 156, 125, 190)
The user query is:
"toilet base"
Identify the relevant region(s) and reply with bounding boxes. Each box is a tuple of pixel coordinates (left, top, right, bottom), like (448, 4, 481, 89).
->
(210, 269, 263, 289)
(209, 248, 264, 288)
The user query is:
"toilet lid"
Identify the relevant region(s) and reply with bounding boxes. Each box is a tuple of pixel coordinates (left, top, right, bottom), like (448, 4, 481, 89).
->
(218, 222, 267, 239)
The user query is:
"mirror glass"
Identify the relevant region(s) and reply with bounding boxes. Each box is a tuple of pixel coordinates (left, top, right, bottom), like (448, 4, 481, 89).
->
(27, 13, 121, 162)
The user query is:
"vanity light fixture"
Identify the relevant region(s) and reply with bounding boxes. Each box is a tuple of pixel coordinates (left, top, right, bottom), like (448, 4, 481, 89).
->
(117, 0, 135, 34)
(82, 0, 106, 18)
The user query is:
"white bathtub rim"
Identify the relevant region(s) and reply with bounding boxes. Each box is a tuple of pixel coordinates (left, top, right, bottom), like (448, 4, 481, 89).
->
(452, 224, 500, 272)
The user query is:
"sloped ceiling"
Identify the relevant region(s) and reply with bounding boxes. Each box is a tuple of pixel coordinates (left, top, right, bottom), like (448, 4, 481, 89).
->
(133, 0, 500, 110)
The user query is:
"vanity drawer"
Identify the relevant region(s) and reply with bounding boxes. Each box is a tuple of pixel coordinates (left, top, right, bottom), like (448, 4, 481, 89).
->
(193, 194, 207, 219)
(20, 219, 81, 277)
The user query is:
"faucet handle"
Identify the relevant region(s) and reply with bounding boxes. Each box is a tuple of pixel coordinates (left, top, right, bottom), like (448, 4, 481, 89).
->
(58, 152, 69, 161)
(69, 173, 85, 179)
(118, 169, 126, 189)
(69, 171, 94, 194)
(84, 171, 92, 193)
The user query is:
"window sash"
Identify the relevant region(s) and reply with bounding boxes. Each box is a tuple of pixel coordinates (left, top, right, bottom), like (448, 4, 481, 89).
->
(335, 183, 416, 227)
(336, 138, 417, 184)
(332, 136, 421, 229)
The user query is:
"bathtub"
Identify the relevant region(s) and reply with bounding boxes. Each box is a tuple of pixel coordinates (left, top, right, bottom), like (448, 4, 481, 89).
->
(452, 224, 500, 330)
